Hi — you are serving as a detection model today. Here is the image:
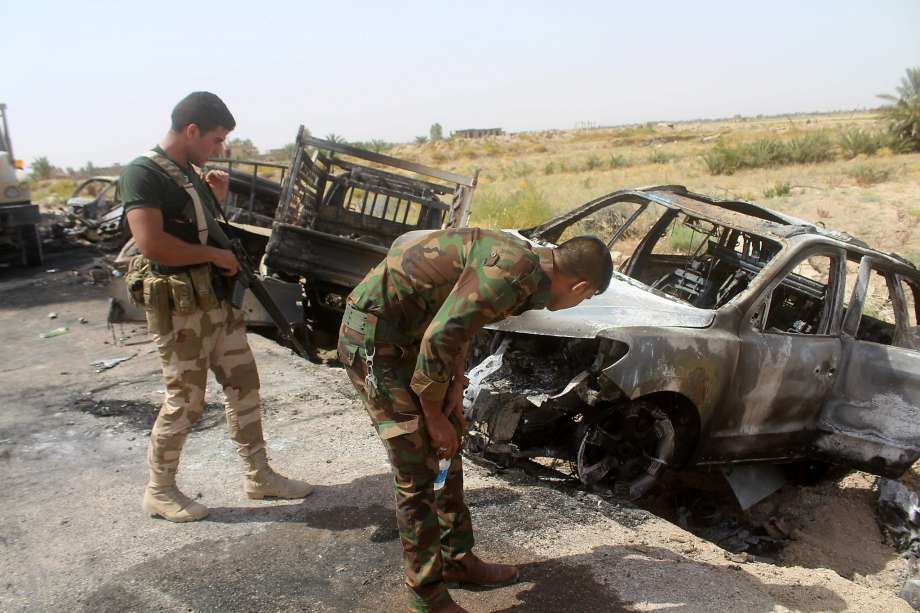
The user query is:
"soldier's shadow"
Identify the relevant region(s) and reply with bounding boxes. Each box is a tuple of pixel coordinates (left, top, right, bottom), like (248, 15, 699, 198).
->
(203, 474, 526, 546)
(204, 472, 401, 541)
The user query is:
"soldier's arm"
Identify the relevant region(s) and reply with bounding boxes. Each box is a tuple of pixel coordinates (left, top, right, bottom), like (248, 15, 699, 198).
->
(410, 267, 527, 408)
(120, 164, 238, 273)
(126, 208, 236, 272)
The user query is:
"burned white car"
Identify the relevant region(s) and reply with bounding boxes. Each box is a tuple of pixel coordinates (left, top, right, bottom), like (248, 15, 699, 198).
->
(463, 186, 920, 507)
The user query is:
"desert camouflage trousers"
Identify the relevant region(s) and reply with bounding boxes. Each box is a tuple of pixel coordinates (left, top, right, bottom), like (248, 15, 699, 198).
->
(339, 324, 474, 612)
(147, 301, 265, 477)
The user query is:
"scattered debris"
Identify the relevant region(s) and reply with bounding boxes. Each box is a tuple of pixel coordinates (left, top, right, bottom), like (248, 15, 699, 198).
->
(40, 327, 69, 339)
(79, 317, 88, 324)
(48, 312, 58, 319)
(90, 355, 135, 372)
(877, 478, 920, 609)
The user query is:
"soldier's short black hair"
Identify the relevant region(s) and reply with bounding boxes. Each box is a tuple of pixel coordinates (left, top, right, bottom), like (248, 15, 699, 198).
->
(554, 235, 613, 294)
(170, 92, 236, 134)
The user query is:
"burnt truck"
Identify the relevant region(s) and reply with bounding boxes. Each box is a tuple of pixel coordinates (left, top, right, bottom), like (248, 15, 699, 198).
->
(253, 128, 477, 350)
(0, 103, 42, 267)
(462, 185, 920, 508)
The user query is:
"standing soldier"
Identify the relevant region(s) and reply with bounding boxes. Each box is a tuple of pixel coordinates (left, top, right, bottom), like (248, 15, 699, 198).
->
(120, 92, 312, 522)
(339, 228, 613, 612)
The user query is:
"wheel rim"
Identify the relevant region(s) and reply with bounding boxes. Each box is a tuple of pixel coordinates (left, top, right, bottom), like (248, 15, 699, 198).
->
(576, 402, 676, 500)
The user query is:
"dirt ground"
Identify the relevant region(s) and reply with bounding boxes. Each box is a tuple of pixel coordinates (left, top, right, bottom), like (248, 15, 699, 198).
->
(0, 247, 916, 613)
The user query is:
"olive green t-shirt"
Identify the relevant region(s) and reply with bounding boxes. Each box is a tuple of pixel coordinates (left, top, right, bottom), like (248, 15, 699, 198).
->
(118, 145, 221, 250)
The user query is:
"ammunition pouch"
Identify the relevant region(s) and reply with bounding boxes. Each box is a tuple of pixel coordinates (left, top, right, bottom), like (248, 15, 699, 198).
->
(127, 258, 225, 335)
(125, 255, 150, 309)
(142, 275, 173, 335)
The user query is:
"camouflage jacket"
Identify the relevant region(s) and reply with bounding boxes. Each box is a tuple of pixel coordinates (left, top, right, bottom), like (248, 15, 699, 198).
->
(347, 228, 553, 404)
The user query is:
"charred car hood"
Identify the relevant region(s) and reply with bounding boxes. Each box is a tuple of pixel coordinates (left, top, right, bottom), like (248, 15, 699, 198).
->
(486, 274, 715, 338)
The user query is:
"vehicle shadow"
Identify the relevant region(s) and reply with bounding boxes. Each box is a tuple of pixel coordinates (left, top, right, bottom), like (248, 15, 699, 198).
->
(490, 544, 848, 613)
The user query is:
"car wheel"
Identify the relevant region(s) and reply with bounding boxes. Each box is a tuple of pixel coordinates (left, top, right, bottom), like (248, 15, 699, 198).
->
(576, 400, 676, 500)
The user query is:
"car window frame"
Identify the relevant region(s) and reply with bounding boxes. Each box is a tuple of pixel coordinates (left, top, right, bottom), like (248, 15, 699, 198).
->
(747, 244, 846, 338)
(842, 255, 912, 345)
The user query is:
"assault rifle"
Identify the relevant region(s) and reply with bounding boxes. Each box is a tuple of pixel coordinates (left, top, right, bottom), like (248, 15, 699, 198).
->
(203, 196, 318, 362)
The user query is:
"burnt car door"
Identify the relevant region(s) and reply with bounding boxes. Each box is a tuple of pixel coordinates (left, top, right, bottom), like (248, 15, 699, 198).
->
(705, 245, 846, 463)
(815, 256, 920, 476)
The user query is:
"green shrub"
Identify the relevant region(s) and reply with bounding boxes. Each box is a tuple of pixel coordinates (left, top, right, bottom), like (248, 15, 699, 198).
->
(703, 134, 833, 175)
(839, 129, 890, 158)
(846, 165, 891, 186)
(667, 224, 706, 252)
(607, 154, 629, 169)
(585, 155, 603, 171)
(543, 161, 557, 175)
(469, 182, 555, 229)
(647, 150, 677, 164)
(763, 181, 792, 198)
(785, 132, 835, 164)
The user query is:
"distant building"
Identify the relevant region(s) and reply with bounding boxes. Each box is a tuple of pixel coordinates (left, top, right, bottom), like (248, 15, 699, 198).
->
(452, 128, 504, 139)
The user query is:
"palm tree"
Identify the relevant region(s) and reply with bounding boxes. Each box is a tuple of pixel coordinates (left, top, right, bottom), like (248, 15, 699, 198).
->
(878, 67, 920, 152)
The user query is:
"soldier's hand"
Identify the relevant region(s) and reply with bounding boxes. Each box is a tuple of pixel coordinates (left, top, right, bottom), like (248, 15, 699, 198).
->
(427, 412, 459, 458)
(210, 247, 240, 276)
(443, 382, 467, 431)
(205, 169, 230, 202)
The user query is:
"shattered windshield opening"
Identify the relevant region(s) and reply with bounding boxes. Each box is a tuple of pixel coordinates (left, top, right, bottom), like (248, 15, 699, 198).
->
(555, 201, 781, 309)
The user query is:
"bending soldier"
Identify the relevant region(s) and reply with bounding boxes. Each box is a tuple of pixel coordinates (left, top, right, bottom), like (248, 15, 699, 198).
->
(119, 92, 312, 522)
(339, 227, 613, 612)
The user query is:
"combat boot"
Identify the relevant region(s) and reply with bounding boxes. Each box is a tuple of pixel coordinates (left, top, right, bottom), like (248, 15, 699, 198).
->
(443, 552, 519, 588)
(242, 449, 314, 499)
(142, 470, 209, 522)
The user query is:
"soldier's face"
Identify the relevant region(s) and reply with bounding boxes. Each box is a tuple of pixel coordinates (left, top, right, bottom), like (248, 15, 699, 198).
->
(185, 125, 230, 166)
(547, 279, 595, 311)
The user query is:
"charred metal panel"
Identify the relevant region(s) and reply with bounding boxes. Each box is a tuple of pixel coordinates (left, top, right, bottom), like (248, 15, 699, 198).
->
(265, 224, 387, 288)
(598, 326, 735, 421)
(818, 338, 920, 475)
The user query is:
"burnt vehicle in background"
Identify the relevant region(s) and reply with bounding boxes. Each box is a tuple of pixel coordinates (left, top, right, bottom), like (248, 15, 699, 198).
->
(261, 127, 477, 350)
(66, 162, 285, 248)
(463, 186, 920, 508)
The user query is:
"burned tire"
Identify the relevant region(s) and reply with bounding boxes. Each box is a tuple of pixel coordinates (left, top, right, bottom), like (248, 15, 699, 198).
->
(576, 400, 676, 500)
(19, 224, 43, 267)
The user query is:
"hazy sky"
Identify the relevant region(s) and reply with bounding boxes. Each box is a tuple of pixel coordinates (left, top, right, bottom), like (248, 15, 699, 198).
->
(4, 0, 919, 170)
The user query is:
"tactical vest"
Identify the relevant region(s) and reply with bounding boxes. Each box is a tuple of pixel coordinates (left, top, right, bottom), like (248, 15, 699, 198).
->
(124, 151, 223, 335)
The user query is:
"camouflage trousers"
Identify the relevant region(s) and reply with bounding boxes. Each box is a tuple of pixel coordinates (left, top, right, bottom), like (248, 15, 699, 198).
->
(147, 301, 265, 477)
(339, 325, 474, 612)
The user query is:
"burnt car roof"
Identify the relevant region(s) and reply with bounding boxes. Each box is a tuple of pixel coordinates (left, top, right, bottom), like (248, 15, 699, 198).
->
(524, 185, 918, 275)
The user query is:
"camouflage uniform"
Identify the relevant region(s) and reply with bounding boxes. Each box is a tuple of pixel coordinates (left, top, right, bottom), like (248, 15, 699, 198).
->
(120, 148, 309, 521)
(148, 301, 265, 479)
(339, 228, 552, 611)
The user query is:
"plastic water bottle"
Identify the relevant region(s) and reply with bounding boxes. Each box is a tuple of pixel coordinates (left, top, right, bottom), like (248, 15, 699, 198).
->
(433, 458, 450, 491)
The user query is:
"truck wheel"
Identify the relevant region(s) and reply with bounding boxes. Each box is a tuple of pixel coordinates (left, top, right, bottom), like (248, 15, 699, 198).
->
(20, 224, 43, 267)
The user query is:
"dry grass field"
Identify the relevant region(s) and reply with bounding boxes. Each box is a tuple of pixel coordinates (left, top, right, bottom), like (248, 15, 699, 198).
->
(387, 112, 920, 268)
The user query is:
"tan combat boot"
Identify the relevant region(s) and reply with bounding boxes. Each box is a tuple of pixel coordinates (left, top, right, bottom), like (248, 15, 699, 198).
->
(243, 449, 314, 500)
(443, 552, 519, 588)
(142, 470, 209, 522)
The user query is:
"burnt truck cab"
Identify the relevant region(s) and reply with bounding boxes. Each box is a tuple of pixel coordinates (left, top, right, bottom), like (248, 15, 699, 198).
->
(464, 185, 920, 506)
(263, 128, 477, 350)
